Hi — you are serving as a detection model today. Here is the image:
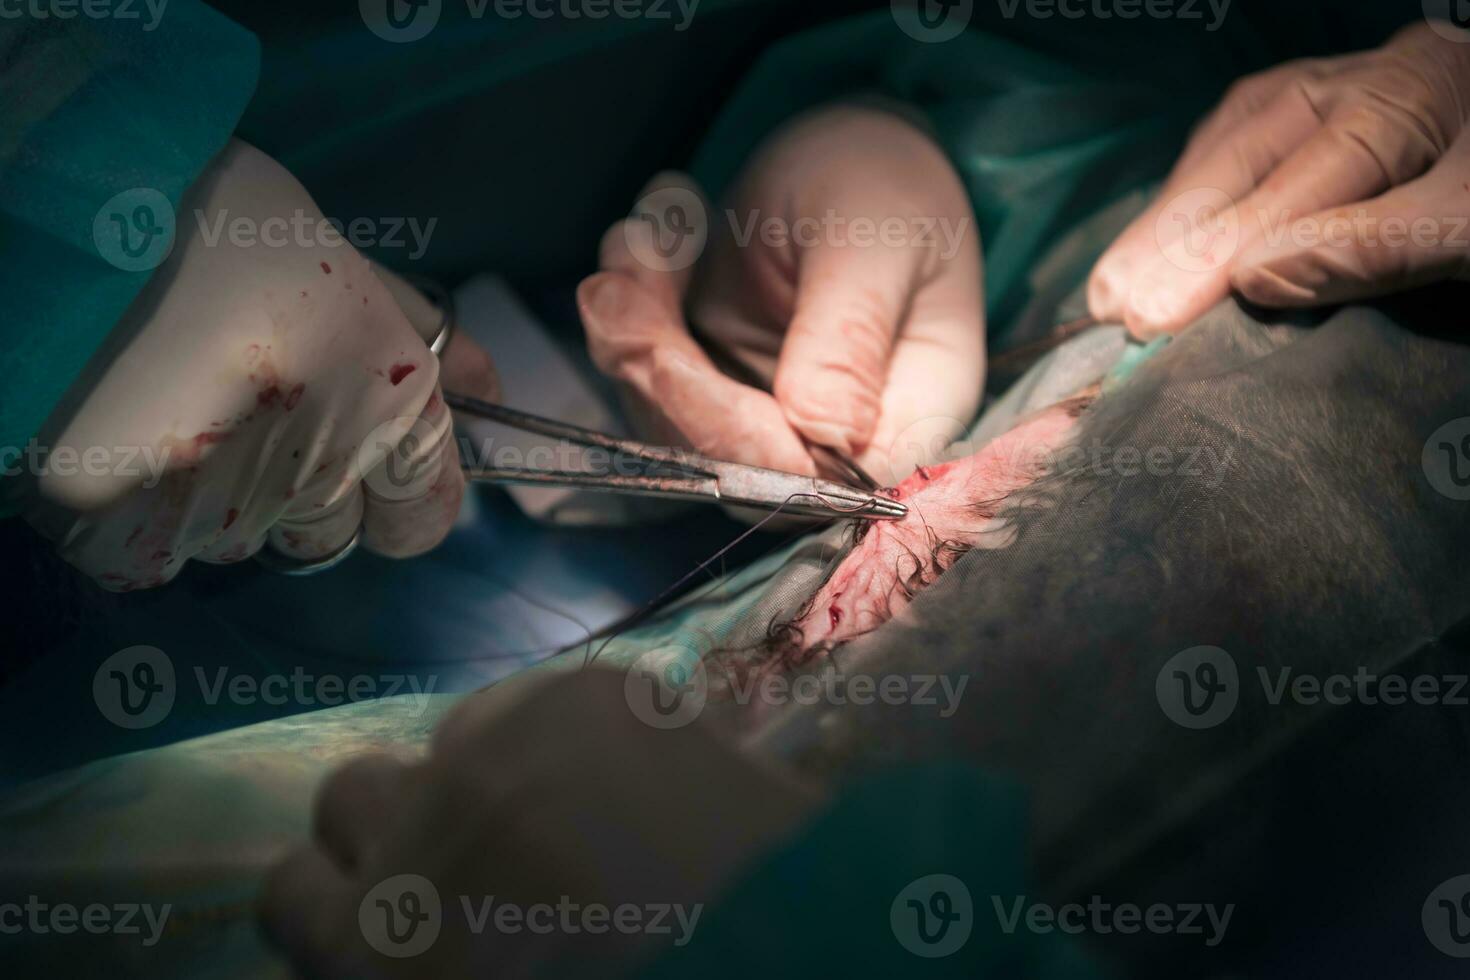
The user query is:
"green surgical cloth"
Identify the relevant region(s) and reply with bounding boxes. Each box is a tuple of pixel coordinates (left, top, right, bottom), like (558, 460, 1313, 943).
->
(636, 763, 1106, 980)
(0, 7, 258, 472)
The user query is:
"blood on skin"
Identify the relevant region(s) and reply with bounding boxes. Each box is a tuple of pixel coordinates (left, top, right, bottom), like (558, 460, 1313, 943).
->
(389, 363, 417, 385)
(320, 262, 332, 274)
(764, 388, 1099, 667)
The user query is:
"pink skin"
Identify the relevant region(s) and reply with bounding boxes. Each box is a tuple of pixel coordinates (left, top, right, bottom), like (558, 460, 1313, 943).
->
(784, 390, 1096, 655)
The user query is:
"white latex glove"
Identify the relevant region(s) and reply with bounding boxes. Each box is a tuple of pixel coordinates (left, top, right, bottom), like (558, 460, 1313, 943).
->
(1089, 20, 1470, 338)
(578, 106, 984, 484)
(260, 669, 819, 979)
(22, 140, 498, 591)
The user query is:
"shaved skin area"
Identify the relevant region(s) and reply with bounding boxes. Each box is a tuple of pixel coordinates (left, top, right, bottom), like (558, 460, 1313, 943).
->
(764, 388, 1097, 666)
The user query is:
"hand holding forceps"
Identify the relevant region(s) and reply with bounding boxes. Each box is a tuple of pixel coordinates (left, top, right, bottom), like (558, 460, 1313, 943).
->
(257, 282, 904, 574)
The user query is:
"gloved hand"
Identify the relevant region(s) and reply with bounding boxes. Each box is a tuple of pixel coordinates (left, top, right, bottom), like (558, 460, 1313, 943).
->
(259, 669, 819, 978)
(1088, 20, 1470, 338)
(578, 106, 984, 483)
(21, 140, 498, 591)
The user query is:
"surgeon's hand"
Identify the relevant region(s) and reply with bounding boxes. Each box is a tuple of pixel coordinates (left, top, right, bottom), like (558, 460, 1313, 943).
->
(1089, 20, 1470, 338)
(579, 106, 984, 482)
(21, 140, 499, 591)
(260, 669, 820, 979)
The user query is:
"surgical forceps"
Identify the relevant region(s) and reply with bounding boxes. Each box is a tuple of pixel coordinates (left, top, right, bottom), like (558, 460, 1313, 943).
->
(257, 278, 903, 576)
(444, 391, 908, 522)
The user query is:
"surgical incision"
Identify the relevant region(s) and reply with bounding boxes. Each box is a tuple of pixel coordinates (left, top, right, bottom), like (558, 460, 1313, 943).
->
(758, 387, 1098, 667)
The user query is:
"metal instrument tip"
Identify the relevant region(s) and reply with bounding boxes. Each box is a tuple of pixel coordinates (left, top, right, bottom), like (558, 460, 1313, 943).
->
(862, 495, 908, 520)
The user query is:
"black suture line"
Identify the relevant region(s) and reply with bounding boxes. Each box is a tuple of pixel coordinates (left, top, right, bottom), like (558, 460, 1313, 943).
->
(551, 511, 824, 666)
(477, 568, 600, 659)
(280, 567, 606, 668)
(580, 492, 873, 669)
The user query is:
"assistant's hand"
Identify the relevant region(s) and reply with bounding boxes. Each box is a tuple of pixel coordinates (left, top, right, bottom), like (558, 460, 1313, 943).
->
(578, 106, 984, 482)
(260, 669, 819, 979)
(1089, 20, 1470, 338)
(21, 140, 498, 590)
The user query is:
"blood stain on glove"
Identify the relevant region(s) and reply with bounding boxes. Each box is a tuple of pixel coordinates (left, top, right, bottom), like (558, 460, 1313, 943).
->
(257, 382, 306, 410)
(162, 429, 233, 470)
(242, 345, 306, 413)
(96, 468, 199, 590)
(215, 543, 251, 563)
